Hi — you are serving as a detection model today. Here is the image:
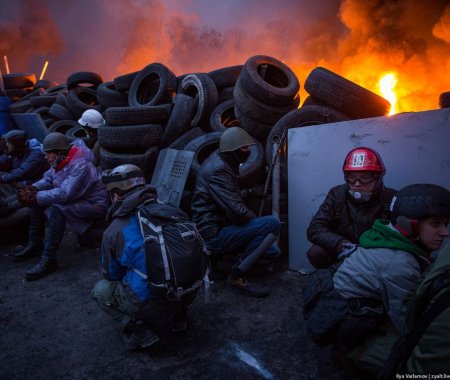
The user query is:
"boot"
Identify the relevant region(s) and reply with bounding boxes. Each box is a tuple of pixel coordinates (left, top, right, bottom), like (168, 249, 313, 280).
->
(13, 243, 44, 262)
(122, 320, 159, 350)
(40, 205, 66, 261)
(25, 257, 58, 281)
(226, 268, 270, 298)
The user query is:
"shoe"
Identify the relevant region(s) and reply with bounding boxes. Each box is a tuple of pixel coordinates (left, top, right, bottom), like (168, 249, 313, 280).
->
(25, 258, 58, 281)
(123, 320, 160, 350)
(13, 243, 43, 262)
(226, 276, 270, 298)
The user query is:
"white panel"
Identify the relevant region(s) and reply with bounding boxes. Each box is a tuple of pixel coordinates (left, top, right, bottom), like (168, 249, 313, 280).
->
(288, 108, 450, 272)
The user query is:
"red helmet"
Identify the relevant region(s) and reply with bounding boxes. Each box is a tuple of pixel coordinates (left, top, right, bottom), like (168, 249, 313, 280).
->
(342, 147, 385, 176)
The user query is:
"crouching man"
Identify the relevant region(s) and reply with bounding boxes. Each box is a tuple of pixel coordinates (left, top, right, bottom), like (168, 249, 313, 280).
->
(13, 132, 109, 280)
(303, 184, 450, 375)
(92, 165, 198, 350)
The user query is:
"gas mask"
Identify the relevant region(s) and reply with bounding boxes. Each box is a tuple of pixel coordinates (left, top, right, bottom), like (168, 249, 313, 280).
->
(348, 190, 373, 202)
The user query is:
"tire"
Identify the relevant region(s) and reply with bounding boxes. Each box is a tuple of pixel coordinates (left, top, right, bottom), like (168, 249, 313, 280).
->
(6, 88, 33, 98)
(55, 92, 68, 107)
(302, 95, 325, 107)
(180, 73, 219, 128)
(439, 92, 450, 108)
(20, 88, 45, 102)
(104, 105, 169, 126)
(29, 95, 57, 107)
(239, 55, 300, 106)
(98, 124, 163, 152)
(234, 102, 273, 142)
(34, 80, 58, 90)
(49, 103, 75, 120)
(3, 73, 36, 89)
(65, 126, 90, 143)
(183, 132, 223, 175)
(238, 138, 265, 187)
(100, 146, 159, 181)
(44, 84, 67, 95)
(209, 99, 239, 132)
(168, 127, 205, 150)
(113, 71, 139, 91)
(265, 105, 350, 188)
(97, 81, 128, 108)
(66, 87, 102, 117)
(128, 63, 177, 107)
(160, 94, 196, 147)
(304, 67, 390, 119)
(66, 71, 103, 90)
(49, 120, 79, 134)
(218, 86, 235, 103)
(9, 100, 32, 113)
(207, 65, 243, 89)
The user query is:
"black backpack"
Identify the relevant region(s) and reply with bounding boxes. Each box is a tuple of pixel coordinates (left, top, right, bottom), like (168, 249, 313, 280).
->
(135, 201, 210, 302)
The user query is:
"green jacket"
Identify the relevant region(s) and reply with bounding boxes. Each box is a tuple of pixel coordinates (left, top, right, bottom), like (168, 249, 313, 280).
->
(405, 242, 450, 373)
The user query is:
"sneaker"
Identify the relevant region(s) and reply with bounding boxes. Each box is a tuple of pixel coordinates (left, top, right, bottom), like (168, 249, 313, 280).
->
(226, 276, 270, 298)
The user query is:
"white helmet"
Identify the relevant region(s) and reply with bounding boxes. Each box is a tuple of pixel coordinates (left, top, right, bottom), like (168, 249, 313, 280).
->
(78, 109, 105, 129)
(102, 164, 146, 192)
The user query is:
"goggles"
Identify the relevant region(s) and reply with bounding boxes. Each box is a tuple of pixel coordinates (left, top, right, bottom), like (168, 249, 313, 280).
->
(345, 173, 379, 185)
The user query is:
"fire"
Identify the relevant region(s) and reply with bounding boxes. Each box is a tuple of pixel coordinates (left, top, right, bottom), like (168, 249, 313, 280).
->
(379, 73, 397, 115)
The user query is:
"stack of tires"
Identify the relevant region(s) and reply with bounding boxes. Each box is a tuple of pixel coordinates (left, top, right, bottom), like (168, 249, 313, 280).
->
(2, 73, 37, 102)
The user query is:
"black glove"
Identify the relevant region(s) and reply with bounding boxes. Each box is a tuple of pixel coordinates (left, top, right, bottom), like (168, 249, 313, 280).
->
(17, 187, 37, 206)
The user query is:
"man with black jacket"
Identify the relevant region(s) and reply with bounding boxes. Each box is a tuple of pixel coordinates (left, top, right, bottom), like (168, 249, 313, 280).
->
(191, 127, 280, 298)
(306, 147, 397, 269)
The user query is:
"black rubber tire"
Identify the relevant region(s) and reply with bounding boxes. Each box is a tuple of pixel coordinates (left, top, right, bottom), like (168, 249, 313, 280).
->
(65, 126, 90, 143)
(97, 82, 128, 108)
(34, 79, 59, 90)
(209, 99, 239, 132)
(49, 103, 75, 120)
(44, 84, 67, 95)
(98, 124, 163, 152)
(218, 86, 235, 103)
(234, 102, 273, 142)
(160, 94, 196, 147)
(113, 71, 139, 91)
(104, 105, 169, 126)
(238, 139, 265, 187)
(304, 67, 390, 119)
(128, 63, 177, 107)
(240, 55, 300, 107)
(100, 146, 159, 181)
(66, 71, 103, 90)
(9, 100, 32, 113)
(207, 65, 243, 89)
(3, 73, 36, 89)
(49, 120, 79, 134)
(32, 106, 50, 116)
(20, 88, 45, 102)
(439, 92, 450, 108)
(168, 127, 205, 150)
(66, 87, 102, 117)
(183, 132, 223, 175)
(43, 117, 58, 127)
(6, 88, 32, 98)
(234, 77, 299, 125)
(55, 92, 68, 107)
(301, 95, 325, 107)
(180, 73, 219, 128)
(265, 105, 350, 187)
(29, 95, 57, 107)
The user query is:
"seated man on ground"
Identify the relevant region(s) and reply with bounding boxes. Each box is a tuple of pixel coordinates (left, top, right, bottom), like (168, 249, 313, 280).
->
(92, 164, 200, 350)
(77, 109, 104, 167)
(13, 132, 109, 281)
(304, 183, 450, 375)
(191, 127, 281, 298)
(306, 147, 397, 269)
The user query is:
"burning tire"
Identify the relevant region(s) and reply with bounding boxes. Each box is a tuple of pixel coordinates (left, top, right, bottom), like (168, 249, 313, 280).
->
(128, 63, 177, 107)
(3, 73, 36, 89)
(239, 55, 300, 107)
(304, 67, 390, 119)
(160, 94, 196, 148)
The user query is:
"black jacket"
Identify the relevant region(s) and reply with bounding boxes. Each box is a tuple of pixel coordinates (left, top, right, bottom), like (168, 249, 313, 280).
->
(307, 184, 397, 254)
(191, 151, 256, 241)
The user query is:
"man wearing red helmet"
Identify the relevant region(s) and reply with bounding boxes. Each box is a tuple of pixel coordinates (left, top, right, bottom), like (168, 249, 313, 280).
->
(306, 147, 397, 269)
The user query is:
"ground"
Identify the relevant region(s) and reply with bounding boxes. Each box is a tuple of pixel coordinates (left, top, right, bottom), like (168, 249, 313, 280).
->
(0, 232, 346, 380)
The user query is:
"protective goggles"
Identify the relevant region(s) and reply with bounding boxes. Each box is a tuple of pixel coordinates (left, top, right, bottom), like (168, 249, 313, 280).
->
(345, 173, 379, 185)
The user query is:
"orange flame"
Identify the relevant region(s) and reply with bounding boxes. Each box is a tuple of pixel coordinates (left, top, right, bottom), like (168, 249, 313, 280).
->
(379, 73, 397, 115)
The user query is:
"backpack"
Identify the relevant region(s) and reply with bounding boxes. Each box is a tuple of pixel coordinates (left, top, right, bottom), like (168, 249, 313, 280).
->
(134, 201, 210, 302)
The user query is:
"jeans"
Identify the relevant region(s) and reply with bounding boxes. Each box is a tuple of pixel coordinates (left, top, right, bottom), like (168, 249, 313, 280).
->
(206, 215, 281, 260)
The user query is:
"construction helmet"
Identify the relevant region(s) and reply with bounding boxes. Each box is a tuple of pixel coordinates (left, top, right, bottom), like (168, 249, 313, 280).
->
(219, 127, 255, 153)
(78, 109, 105, 129)
(391, 183, 450, 237)
(343, 147, 385, 176)
(102, 164, 146, 192)
(43, 132, 70, 152)
(3, 130, 27, 151)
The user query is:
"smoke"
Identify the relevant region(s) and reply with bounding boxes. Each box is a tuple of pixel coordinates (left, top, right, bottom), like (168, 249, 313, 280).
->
(0, 0, 449, 111)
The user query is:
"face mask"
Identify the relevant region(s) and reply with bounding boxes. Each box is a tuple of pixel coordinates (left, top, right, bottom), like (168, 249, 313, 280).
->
(348, 190, 372, 202)
(234, 149, 251, 164)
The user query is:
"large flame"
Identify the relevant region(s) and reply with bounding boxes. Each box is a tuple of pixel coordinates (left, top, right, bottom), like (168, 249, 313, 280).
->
(379, 73, 397, 115)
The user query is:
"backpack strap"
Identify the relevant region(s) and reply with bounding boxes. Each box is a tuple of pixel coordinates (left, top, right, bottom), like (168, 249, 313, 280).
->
(379, 270, 450, 379)
(335, 185, 347, 221)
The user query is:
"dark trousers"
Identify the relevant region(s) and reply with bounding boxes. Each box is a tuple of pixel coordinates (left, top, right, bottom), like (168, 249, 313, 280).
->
(306, 244, 339, 269)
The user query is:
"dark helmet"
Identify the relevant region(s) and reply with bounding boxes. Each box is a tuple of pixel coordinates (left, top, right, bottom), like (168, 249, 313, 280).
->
(102, 164, 146, 192)
(43, 132, 70, 152)
(3, 130, 27, 152)
(219, 127, 255, 153)
(391, 183, 450, 237)
(343, 147, 385, 176)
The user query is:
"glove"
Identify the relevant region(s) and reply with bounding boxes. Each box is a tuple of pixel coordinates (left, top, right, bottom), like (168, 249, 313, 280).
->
(17, 187, 38, 206)
(338, 242, 357, 260)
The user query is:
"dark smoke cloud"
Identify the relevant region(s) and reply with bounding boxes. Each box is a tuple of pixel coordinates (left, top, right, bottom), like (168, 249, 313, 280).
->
(0, 0, 449, 111)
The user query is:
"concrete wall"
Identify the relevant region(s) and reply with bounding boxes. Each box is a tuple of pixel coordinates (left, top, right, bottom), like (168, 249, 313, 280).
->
(288, 108, 450, 272)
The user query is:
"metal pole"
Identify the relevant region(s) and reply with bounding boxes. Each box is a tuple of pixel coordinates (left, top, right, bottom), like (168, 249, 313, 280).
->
(0, 66, 5, 94)
(272, 140, 280, 219)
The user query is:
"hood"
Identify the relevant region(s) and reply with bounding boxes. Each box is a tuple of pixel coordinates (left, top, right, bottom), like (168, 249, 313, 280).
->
(29, 138, 44, 152)
(108, 185, 156, 220)
(359, 219, 427, 261)
(69, 138, 95, 164)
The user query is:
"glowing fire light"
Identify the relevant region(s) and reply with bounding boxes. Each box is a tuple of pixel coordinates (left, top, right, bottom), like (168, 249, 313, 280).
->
(379, 73, 397, 115)
(39, 60, 49, 80)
